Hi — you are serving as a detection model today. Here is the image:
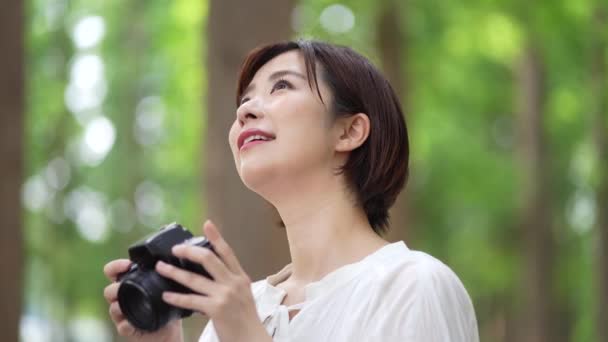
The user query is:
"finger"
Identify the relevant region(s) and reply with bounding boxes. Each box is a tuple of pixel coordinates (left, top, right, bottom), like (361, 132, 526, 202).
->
(155, 260, 219, 295)
(109, 302, 124, 323)
(162, 291, 212, 315)
(202, 220, 247, 275)
(103, 283, 120, 303)
(103, 259, 131, 281)
(116, 320, 135, 336)
(172, 243, 231, 282)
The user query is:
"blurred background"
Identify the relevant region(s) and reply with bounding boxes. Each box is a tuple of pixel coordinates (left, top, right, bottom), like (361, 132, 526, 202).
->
(0, 0, 606, 341)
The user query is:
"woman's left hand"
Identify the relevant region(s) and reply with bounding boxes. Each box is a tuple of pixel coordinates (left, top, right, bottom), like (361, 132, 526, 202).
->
(155, 220, 271, 342)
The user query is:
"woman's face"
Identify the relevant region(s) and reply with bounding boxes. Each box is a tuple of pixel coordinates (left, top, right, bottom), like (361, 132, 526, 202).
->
(228, 50, 336, 194)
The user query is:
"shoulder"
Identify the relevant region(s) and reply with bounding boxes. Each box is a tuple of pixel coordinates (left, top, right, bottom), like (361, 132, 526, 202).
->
(394, 250, 467, 293)
(366, 248, 479, 341)
(403, 251, 474, 310)
(374, 248, 474, 309)
(370, 246, 466, 292)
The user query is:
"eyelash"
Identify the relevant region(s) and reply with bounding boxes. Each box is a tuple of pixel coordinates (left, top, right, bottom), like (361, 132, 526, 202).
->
(239, 79, 292, 106)
(271, 78, 291, 93)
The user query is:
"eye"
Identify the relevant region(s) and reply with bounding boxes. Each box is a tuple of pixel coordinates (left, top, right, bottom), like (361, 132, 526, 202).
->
(239, 96, 250, 106)
(271, 79, 291, 93)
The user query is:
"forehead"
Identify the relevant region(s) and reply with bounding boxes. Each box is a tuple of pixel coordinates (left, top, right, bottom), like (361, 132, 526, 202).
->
(253, 50, 306, 80)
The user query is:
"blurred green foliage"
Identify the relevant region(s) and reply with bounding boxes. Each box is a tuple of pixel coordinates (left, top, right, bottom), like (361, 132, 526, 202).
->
(22, 0, 602, 341)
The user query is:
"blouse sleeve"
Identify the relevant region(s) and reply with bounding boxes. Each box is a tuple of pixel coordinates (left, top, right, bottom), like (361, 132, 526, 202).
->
(366, 252, 479, 342)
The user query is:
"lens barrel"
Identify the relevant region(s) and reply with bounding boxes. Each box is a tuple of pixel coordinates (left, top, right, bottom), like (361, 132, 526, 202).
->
(117, 268, 185, 332)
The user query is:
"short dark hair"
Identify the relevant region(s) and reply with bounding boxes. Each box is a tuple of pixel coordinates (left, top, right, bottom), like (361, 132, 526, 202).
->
(236, 40, 409, 236)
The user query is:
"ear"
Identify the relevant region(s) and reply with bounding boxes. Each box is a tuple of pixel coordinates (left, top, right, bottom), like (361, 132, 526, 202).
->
(334, 113, 371, 152)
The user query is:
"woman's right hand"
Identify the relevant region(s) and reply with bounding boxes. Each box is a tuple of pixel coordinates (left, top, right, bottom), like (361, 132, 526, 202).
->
(103, 259, 183, 342)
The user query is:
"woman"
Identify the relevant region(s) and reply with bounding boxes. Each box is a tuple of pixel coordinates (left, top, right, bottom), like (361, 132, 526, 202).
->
(103, 40, 479, 342)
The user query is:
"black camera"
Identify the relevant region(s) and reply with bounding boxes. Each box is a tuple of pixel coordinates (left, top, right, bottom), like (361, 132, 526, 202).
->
(117, 222, 216, 332)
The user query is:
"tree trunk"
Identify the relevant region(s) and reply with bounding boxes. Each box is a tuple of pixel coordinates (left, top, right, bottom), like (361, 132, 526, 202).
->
(206, 0, 294, 281)
(196, 0, 295, 337)
(514, 45, 554, 342)
(591, 4, 608, 342)
(376, 0, 412, 244)
(0, 0, 24, 341)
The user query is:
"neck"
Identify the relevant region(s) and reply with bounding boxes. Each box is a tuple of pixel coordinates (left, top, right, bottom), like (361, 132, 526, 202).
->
(266, 170, 388, 285)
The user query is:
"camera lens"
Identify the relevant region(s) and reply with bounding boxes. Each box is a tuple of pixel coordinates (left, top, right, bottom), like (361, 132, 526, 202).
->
(119, 282, 155, 328)
(118, 268, 182, 332)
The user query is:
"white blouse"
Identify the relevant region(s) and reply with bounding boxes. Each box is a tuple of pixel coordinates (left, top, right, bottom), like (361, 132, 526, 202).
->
(199, 241, 479, 342)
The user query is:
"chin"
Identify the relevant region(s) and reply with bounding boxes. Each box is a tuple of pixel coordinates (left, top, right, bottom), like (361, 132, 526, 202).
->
(239, 160, 278, 195)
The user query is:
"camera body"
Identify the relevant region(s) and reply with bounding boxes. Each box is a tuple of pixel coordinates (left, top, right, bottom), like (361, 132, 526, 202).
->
(117, 222, 216, 332)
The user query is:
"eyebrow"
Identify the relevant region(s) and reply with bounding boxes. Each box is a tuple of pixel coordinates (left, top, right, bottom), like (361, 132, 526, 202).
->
(242, 70, 307, 99)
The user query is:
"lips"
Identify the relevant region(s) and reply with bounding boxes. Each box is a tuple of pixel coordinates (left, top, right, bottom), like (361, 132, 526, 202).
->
(237, 128, 276, 150)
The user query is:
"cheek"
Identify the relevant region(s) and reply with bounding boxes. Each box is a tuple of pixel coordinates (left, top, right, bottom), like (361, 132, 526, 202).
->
(284, 100, 331, 140)
(228, 122, 240, 157)
(278, 116, 333, 161)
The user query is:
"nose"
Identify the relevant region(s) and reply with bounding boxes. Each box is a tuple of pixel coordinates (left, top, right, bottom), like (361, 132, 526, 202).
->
(236, 98, 263, 126)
